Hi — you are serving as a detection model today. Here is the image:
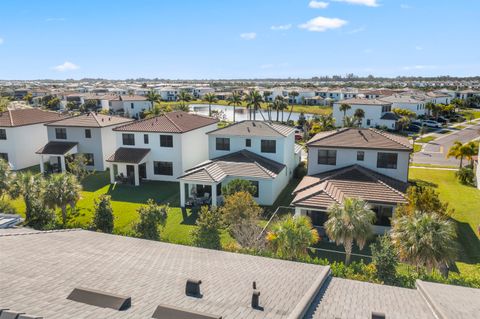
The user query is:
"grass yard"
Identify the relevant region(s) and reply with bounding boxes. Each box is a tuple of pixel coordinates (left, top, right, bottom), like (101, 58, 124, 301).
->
(416, 136, 436, 143)
(410, 163, 458, 169)
(413, 144, 422, 152)
(409, 168, 480, 264)
(460, 109, 480, 120)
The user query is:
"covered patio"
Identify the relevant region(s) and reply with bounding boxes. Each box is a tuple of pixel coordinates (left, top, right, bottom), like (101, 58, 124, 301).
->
(107, 147, 150, 186)
(36, 141, 78, 174)
(179, 179, 223, 208)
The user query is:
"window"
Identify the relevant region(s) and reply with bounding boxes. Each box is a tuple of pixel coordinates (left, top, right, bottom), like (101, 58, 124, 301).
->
(366, 119, 371, 126)
(0, 129, 6, 140)
(250, 180, 259, 198)
(377, 152, 398, 169)
(372, 206, 393, 226)
(0, 153, 8, 162)
(144, 134, 149, 144)
(246, 138, 251, 147)
(55, 128, 67, 139)
(85, 129, 91, 138)
(216, 137, 230, 151)
(122, 133, 135, 145)
(261, 140, 276, 153)
(83, 153, 94, 166)
(131, 103, 134, 109)
(318, 150, 337, 165)
(153, 161, 173, 176)
(357, 151, 364, 161)
(160, 135, 173, 147)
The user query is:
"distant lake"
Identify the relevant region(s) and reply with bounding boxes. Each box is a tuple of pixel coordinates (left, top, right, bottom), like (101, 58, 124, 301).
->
(189, 104, 316, 122)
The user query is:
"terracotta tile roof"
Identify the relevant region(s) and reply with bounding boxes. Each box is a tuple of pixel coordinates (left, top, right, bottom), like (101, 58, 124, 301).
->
(380, 112, 400, 120)
(207, 121, 295, 137)
(36, 141, 78, 155)
(380, 95, 426, 104)
(307, 128, 412, 151)
(46, 112, 133, 128)
(292, 165, 408, 209)
(179, 150, 285, 183)
(119, 95, 148, 101)
(335, 98, 392, 106)
(106, 147, 150, 164)
(114, 111, 218, 133)
(0, 109, 67, 127)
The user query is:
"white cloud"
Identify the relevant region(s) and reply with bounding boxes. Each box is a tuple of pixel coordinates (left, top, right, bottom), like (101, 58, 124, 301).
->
(402, 65, 437, 70)
(299, 16, 347, 32)
(332, 0, 379, 7)
(240, 32, 257, 40)
(400, 4, 412, 9)
(0, 38, 3, 45)
(415, 46, 423, 51)
(271, 24, 292, 31)
(308, 1, 329, 9)
(53, 61, 80, 72)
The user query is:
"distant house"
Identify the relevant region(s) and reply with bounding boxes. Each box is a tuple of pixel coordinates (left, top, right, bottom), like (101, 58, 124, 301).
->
(108, 111, 218, 186)
(0, 109, 66, 170)
(292, 128, 412, 234)
(332, 98, 397, 129)
(108, 95, 152, 118)
(179, 121, 301, 207)
(37, 112, 133, 173)
(379, 95, 427, 116)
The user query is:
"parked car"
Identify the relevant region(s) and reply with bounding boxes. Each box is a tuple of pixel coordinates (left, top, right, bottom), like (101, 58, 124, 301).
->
(450, 114, 466, 122)
(422, 120, 442, 128)
(436, 116, 448, 124)
(405, 124, 421, 133)
(411, 120, 423, 126)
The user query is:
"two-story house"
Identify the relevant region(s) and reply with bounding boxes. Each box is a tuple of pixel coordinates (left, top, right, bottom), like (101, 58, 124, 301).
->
(379, 95, 427, 116)
(178, 121, 302, 207)
(107, 111, 218, 186)
(292, 128, 412, 234)
(0, 109, 66, 170)
(332, 98, 397, 129)
(108, 95, 152, 119)
(37, 112, 133, 173)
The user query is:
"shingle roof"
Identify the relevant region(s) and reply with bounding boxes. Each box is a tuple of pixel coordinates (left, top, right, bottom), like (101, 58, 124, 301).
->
(307, 128, 412, 151)
(46, 112, 133, 128)
(207, 121, 295, 137)
(0, 109, 66, 127)
(35, 141, 78, 155)
(113, 111, 218, 133)
(106, 147, 150, 164)
(292, 165, 408, 209)
(179, 150, 286, 183)
(0, 230, 330, 319)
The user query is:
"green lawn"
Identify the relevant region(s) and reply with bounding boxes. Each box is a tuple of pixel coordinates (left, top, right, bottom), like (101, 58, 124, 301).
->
(416, 136, 436, 143)
(409, 168, 480, 264)
(460, 109, 480, 120)
(410, 163, 458, 169)
(413, 144, 422, 152)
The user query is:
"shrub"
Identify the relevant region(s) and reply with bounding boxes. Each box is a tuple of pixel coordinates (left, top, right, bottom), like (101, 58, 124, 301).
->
(134, 199, 168, 240)
(191, 206, 222, 250)
(26, 199, 56, 230)
(455, 167, 475, 185)
(371, 235, 398, 285)
(221, 179, 257, 197)
(0, 200, 17, 215)
(294, 161, 307, 178)
(220, 191, 262, 226)
(92, 195, 114, 233)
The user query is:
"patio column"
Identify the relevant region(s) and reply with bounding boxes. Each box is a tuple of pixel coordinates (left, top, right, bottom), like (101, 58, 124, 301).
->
(60, 156, 66, 172)
(180, 181, 186, 208)
(39, 155, 45, 174)
(109, 164, 115, 184)
(211, 183, 217, 207)
(134, 165, 140, 186)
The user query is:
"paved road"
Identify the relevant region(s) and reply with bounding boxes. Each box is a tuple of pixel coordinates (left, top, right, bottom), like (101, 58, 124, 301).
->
(413, 122, 480, 166)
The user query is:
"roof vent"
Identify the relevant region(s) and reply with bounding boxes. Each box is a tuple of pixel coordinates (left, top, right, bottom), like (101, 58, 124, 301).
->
(152, 304, 221, 319)
(372, 311, 386, 319)
(0, 310, 24, 319)
(185, 279, 202, 297)
(18, 315, 43, 319)
(67, 287, 131, 311)
(102, 118, 104, 122)
(251, 282, 263, 310)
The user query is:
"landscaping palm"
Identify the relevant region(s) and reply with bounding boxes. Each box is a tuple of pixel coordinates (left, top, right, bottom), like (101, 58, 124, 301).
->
(44, 173, 82, 226)
(244, 90, 264, 120)
(203, 92, 218, 117)
(227, 91, 242, 122)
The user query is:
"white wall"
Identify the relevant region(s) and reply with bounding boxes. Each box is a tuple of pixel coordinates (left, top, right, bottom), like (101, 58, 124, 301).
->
(332, 103, 386, 128)
(181, 123, 218, 171)
(307, 147, 410, 182)
(391, 102, 426, 116)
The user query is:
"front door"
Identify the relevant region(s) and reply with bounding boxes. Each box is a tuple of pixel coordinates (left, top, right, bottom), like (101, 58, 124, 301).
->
(139, 163, 147, 179)
(126, 165, 135, 185)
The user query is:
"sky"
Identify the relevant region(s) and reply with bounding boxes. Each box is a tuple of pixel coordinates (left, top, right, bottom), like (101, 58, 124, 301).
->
(0, 0, 479, 80)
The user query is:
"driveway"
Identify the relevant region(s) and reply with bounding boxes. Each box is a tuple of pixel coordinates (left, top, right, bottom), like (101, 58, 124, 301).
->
(412, 121, 480, 166)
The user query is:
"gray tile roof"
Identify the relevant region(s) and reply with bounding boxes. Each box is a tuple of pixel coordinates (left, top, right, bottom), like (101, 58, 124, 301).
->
(208, 121, 295, 137)
(106, 147, 150, 164)
(35, 141, 78, 155)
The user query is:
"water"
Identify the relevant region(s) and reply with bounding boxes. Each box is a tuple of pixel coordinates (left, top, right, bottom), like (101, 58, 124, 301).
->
(188, 104, 316, 122)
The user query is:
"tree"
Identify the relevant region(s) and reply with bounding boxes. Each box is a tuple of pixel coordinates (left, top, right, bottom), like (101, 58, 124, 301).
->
(26, 198, 55, 230)
(447, 141, 476, 168)
(456, 167, 475, 185)
(451, 98, 464, 112)
(339, 103, 351, 119)
(146, 89, 161, 106)
(23, 93, 33, 104)
(93, 195, 114, 233)
(203, 92, 218, 117)
(244, 90, 264, 121)
(266, 215, 319, 260)
(0, 158, 13, 199)
(46, 97, 61, 110)
(65, 101, 77, 110)
(227, 91, 242, 123)
(342, 115, 357, 128)
(395, 185, 452, 218)
(191, 205, 222, 249)
(391, 211, 457, 272)
(397, 116, 411, 132)
(44, 173, 82, 226)
(286, 91, 299, 122)
(220, 191, 262, 226)
(0, 199, 17, 215)
(272, 96, 288, 122)
(325, 198, 375, 264)
(353, 108, 365, 127)
(177, 91, 192, 110)
(134, 199, 168, 240)
(221, 179, 257, 197)
(263, 90, 272, 120)
(66, 154, 90, 181)
(230, 219, 266, 250)
(10, 172, 45, 221)
(0, 97, 10, 112)
(317, 114, 335, 131)
(143, 102, 171, 118)
(425, 102, 436, 117)
(371, 235, 398, 285)
(82, 99, 98, 111)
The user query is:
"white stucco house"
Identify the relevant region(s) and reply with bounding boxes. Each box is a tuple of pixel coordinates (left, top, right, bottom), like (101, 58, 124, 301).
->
(379, 95, 427, 116)
(106, 111, 218, 186)
(179, 121, 302, 207)
(0, 109, 67, 170)
(37, 112, 133, 173)
(292, 128, 413, 234)
(332, 98, 397, 129)
(108, 95, 152, 119)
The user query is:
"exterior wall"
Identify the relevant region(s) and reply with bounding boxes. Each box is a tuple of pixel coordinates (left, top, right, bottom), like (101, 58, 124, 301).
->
(391, 102, 426, 116)
(181, 123, 218, 171)
(332, 103, 385, 128)
(0, 124, 49, 170)
(307, 147, 410, 182)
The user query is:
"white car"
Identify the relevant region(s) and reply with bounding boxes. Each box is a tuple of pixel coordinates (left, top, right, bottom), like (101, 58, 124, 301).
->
(422, 120, 442, 128)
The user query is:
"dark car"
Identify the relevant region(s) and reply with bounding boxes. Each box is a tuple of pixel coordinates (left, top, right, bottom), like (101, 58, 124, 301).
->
(405, 124, 421, 132)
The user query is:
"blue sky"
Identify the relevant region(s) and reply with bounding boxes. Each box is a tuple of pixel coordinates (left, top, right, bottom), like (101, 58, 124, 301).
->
(0, 0, 479, 79)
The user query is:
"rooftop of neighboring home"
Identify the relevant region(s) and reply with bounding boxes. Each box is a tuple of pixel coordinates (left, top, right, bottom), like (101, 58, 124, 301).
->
(113, 111, 218, 133)
(45, 112, 133, 128)
(359, 89, 399, 96)
(118, 95, 148, 101)
(0, 108, 66, 127)
(179, 149, 285, 183)
(207, 120, 295, 137)
(379, 94, 426, 104)
(335, 98, 392, 106)
(306, 128, 412, 151)
(1, 229, 478, 319)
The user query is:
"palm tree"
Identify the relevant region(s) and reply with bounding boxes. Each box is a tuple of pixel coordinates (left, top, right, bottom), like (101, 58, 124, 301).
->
(391, 211, 457, 272)
(203, 92, 218, 117)
(177, 91, 192, 110)
(272, 96, 288, 122)
(397, 116, 411, 132)
(244, 90, 264, 121)
(227, 91, 242, 123)
(143, 103, 167, 118)
(446, 141, 475, 168)
(325, 197, 376, 264)
(0, 159, 12, 199)
(9, 172, 45, 220)
(266, 215, 319, 260)
(343, 116, 357, 128)
(146, 89, 161, 108)
(263, 91, 272, 120)
(354, 108, 365, 127)
(286, 91, 299, 122)
(339, 103, 351, 117)
(44, 173, 82, 226)
(425, 102, 436, 117)
(318, 114, 335, 131)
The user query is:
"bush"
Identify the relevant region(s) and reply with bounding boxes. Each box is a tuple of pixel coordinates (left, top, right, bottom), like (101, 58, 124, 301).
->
(371, 235, 398, 285)
(92, 195, 114, 233)
(456, 167, 475, 185)
(221, 179, 257, 197)
(191, 206, 222, 250)
(294, 161, 307, 178)
(220, 191, 262, 226)
(134, 199, 168, 240)
(0, 200, 17, 215)
(26, 199, 56, 230)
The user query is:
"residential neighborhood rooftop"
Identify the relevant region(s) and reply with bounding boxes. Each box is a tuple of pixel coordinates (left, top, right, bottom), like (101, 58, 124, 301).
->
(336, 98, 392, 106)
(0, 108, 66, 127)
(207, 120, 296, 137)
(45, 112, 133, 128)
(106, 147, 151, 164)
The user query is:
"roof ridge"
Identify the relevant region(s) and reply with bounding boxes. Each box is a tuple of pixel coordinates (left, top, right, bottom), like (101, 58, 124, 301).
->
(90, 112, 102, 126)
(356, 166, 408, 200)
(7, 108, 13, 126)
(369, 128, 412, 149)
(164, 112, 184, 132)
(0, 228, 82, 237)
(322, 182, 342, 204)
(307, 128, 348, 145)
